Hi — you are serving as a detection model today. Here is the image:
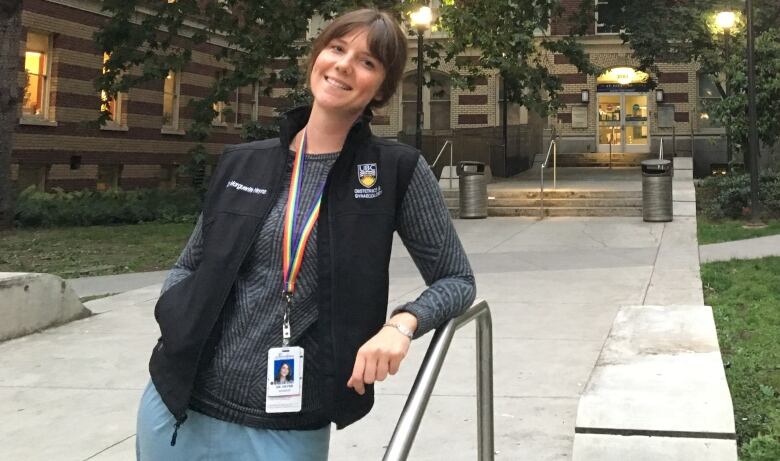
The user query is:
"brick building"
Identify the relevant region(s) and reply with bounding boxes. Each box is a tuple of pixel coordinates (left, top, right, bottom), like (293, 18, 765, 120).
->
(12, 0, 725, 191)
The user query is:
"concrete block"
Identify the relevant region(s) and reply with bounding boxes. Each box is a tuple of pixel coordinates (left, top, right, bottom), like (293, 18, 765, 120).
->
(439, 165, 459, 190)
(673, 157, 693, 170)
(573, 305, 737, 460)
(0, 273, 91, 341)
(573, 433, 737, 461)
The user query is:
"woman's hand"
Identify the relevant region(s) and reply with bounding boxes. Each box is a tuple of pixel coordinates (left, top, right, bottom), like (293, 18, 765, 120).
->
(347, 312, 418, 395)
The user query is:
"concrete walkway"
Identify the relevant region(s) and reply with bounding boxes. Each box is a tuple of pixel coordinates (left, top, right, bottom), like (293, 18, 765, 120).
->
(1, 159, 735, 461)
(699, 234, 780, 263)
(1, 216, 693, 461)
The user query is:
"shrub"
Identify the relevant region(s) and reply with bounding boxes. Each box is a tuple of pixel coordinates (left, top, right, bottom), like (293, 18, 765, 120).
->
(697, 171, 780, 220)
(14, 187, 202, 228)
(740, 434, 780, 461)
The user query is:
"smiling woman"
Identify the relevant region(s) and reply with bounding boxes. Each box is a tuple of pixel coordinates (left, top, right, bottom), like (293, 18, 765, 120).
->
(135, 8, 476, 461)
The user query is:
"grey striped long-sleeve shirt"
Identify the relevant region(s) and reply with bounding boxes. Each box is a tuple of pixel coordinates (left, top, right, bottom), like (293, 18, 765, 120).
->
(160, 151, 475, 429)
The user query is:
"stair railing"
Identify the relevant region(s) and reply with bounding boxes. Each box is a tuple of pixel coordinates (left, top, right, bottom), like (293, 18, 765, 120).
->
(383, 300, 494, 461)
(658, 136, 664, 160)
(539, 132, 558, 219)
(430, 140, 454, 189)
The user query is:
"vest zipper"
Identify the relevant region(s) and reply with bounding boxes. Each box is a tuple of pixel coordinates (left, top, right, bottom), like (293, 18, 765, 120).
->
(170, 413, 188, 446)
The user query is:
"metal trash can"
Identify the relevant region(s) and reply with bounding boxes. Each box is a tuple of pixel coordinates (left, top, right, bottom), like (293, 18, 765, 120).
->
(641, 159, 673, 222)
(458, 161, 488, 219)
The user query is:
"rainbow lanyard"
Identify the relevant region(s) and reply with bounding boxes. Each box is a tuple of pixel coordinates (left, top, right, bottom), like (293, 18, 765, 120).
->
(281, 128, 324, 345)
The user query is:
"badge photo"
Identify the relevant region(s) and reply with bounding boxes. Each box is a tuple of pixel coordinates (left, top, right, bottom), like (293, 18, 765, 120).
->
(357, 163, 378, 188)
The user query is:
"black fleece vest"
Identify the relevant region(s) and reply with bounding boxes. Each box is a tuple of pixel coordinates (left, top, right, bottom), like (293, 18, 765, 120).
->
(149, 106, 419, 430)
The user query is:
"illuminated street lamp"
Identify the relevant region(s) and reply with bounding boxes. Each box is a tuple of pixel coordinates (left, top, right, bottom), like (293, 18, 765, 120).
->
(410, 6, 432, 150)
(715, 11, 736, 164)
(745, 0, 762, 224)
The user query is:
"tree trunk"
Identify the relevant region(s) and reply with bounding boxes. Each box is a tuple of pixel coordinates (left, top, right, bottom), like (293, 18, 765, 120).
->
(0, 1, 22, 230)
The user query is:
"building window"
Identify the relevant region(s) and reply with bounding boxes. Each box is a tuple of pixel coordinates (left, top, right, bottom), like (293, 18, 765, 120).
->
(497, 77, 527, 126)
(429, 73, 451, 131)
(101, 53, 123, 126)
(698, 74, 722, 129)
(234, 88, 241, 126)
(162, 70, 180, 129)
(401, 72, 451, 133)
(401, 75, 417, 134)
(595, 0, 621, 34)
(251, 82, 259, 122)
(212, 71, 227, 126)
(23, 31, 51, 119)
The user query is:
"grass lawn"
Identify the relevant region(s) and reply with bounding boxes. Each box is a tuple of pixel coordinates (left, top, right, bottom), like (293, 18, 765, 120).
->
(702, 257, 780, 455)
(0, 222, 196, 278)
(698, 218, 780, 245)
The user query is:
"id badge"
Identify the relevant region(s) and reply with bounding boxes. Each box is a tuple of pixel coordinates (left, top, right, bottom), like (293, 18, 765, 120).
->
(265, 346, 304, 413)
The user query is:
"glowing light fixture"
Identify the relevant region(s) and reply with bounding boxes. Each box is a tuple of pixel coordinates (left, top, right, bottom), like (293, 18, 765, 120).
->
(715, 11, 736, 31)
(410, 6, 432, 28)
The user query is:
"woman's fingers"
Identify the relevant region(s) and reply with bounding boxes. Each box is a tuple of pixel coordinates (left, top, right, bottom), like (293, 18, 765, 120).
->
(375, 357, 389, 382)
(348, 353, 366, 395)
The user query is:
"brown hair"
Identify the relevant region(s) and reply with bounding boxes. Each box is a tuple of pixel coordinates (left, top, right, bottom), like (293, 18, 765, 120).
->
(307, 9, 408, 109)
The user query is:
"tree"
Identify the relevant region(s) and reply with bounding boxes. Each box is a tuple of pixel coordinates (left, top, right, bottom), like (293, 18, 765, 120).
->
(434, 0, 597, 118)
(615, 0, 780, 163)
(0, 0, 22, 230)
(95, 0, 401, 188)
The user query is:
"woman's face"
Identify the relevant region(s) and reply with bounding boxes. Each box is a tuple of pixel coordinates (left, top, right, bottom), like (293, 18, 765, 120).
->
(280, 363, 289, 377)
(310, 27, 386, 118)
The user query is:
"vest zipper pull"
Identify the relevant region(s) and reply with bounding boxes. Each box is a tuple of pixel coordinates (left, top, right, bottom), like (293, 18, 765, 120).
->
(170, 413, 188, 446)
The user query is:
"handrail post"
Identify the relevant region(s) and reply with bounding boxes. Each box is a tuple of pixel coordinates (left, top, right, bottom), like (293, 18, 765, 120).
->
(383, 301, 494, 461)
(553, 140, 557, 190)
(476, 311, 494, 460)
(449, 141, 454, 190)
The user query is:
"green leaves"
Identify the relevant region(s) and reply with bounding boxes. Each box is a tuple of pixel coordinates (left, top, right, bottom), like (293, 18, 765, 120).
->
(436, 0, 596, 117)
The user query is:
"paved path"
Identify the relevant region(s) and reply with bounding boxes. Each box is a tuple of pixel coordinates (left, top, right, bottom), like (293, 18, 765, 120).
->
(1, 215, 704, 461)
(699, 234, 780, 263)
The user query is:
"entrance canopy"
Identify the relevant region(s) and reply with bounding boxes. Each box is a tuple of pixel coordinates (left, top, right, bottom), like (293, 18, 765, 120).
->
(597, 67, 651, 92)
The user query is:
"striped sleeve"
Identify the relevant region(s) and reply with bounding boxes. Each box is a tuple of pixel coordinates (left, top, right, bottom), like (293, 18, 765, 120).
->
(160, 214, 205, 295)
(393, 156, 477, 337)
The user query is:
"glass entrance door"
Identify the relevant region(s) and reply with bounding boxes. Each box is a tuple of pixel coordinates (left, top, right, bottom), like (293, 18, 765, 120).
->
(597, 93, 649, 153)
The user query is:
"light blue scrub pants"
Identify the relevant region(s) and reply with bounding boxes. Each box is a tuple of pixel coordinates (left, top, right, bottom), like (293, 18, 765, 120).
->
(136, 380, 330, 461)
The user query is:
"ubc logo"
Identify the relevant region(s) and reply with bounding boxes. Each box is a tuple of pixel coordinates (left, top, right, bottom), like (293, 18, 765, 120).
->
(357, 163, 377, 188)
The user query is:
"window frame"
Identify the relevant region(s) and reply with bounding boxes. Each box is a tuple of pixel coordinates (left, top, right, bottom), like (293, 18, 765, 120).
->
(100, 52, 127, 130)
(162, 70, 182, 133)
(595, 0, 622, 35)
(400, 71, 452, 133)
(697, 73, 725, 133)
(21, 30, 54, 124)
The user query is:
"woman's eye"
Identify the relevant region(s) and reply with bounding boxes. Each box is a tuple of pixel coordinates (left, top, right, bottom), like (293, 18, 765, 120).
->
(363, 60, 375, 69)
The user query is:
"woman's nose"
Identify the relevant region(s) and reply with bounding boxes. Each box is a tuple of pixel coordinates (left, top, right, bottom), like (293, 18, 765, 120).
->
(334, 54, 352, 74)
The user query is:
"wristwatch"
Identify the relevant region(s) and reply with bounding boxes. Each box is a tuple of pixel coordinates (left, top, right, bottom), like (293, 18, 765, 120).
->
(383, 322, 414, 339)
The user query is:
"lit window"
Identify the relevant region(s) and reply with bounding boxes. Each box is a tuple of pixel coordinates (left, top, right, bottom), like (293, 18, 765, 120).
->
(101, 53, 123, 126)
(595, 0, 622, 34)
(698, 74, 722, 129)
(213, 71, 227, 125)
(163, 70, 180, 129)
(23, 32, 51, 118)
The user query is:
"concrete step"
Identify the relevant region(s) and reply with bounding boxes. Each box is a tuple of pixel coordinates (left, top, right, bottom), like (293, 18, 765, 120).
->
(445, 197, 642, 208)
(442, 190, 642, 200)
(450, 206, 642, 218)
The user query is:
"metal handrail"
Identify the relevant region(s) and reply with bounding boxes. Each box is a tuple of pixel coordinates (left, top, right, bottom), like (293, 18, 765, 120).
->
(430, 140, 454, 189)
(383, 300, 494, 461)
(539, 134, 558, 219)
(658, 136, 664, 160)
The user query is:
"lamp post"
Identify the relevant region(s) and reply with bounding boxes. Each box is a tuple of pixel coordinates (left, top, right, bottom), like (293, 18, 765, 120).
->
(410, 6, 432, 151)
(715, 11, 736, 165)
(745, 0, 762, 224)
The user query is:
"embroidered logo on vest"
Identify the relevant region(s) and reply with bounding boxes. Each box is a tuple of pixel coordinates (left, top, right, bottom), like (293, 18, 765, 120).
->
(357, 163, 377, 188)
(226, 180, 268, 195)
